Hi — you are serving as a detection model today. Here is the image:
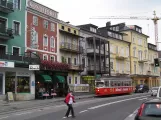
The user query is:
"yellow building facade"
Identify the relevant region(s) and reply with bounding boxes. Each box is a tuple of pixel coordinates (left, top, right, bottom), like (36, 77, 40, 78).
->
(109, 38, 131, 76)
(58, 21, 84, 85)
(121, 25, 160, 87)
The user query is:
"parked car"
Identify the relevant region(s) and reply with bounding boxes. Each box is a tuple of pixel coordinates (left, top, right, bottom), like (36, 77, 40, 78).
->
(135, 84, 149, 93)
(135, 99, 161, 120)
(150, 87, 159, 96)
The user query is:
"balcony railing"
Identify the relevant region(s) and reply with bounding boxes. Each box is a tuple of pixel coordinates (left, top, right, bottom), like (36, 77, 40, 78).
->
(116, 54, 128, 60)
(0, 27, 14, 40)
(87, 48, 108, 56)
(0, 52, 40, 64)
(87, 65, 109, 72)
(69, 63, 84, 71)
(60, 42, 84, 53)
(0, 0, 14, 13)
(138, 58, 148, 62)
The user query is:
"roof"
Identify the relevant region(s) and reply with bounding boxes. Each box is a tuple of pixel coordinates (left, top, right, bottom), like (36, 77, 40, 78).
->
(120, 26, 149, 38)
(59, 20, 80, 30)
(77, 24, 98, 28)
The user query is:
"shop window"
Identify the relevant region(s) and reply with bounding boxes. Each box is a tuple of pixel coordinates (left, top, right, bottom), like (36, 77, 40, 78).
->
(5, 76, 15, 93)
(0, 74, 3, 94)
(17, 77, 30, 93)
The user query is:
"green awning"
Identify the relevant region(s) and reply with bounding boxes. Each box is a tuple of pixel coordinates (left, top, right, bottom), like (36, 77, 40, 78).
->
(55, 75, 65, 83)
(40, 75, 52, 83)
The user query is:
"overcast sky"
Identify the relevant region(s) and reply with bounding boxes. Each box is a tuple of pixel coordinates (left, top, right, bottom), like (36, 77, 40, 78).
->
(35, 0, 161, 49)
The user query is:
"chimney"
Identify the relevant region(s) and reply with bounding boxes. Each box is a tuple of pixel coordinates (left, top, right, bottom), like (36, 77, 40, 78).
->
(106, 22, 111, 27)
(66, 21, 70, 24)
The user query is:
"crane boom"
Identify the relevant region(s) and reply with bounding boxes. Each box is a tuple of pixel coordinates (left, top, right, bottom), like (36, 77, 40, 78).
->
(90, 11, 161, 50)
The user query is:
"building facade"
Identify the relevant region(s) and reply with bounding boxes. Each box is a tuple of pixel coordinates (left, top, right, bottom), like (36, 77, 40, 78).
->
(98, 22, 131, 76)
(77, 24, 110, 91)
(58, 21, 84, 85)
(120, 24, 160, 87)
(0, 0, 38, 101)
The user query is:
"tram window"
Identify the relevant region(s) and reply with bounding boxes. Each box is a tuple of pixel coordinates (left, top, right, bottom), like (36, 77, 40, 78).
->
(118, 82, 121, 86)
(96, 82, 104, 87)
(105, 81, 109, 87)
(111, 81, 114, 86)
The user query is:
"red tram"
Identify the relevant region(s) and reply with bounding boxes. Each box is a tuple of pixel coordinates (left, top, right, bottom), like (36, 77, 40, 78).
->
(95, 76, 134, 96)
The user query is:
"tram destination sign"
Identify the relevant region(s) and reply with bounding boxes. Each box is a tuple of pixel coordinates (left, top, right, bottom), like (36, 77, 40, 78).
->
(29, 65, 40, 70)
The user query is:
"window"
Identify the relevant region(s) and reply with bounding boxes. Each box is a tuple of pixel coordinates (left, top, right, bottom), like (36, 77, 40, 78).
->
(61, 26, 64, 30)
(5, 75, 15, 93)
(33, 16, 38, 26)
(13, 21, 20, 35)
(108, 31, 112, 37)
(138, 39, 142, 45)
(126, 47, 129, 57)
(43, 35, 48, 46)
(119, 35, 122, 40)
(68, 77, 71, 84)
(51, 23, 55, 31)
(133, 48, 136, 57)
(17, 77, 30, 93)
(50, 37, 55, 48)
(43, 20, 48, 29)
(82, 58, 85, 67)
(144, 50, 147, 59)
(0, 45, 6, 54)
(50, 55, 55, 62)
(115, 34, 118, 39)
(13, 47, 20, 56)
(74, 30, 76, 34)
(75, 77, 77, 84)
(13, 0, 20, 10)
(74, 58, 77, 65)
(90, 27, 96, 33)
(126, 62, 130, 72)
(116, 26, 119, 31)
(0, 74, 3, 94)
(43, 54, 48, 60)
(68, 28, 71, 32)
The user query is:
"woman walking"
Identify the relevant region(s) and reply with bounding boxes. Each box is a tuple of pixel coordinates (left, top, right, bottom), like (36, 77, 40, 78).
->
(64, 91, 76, 118)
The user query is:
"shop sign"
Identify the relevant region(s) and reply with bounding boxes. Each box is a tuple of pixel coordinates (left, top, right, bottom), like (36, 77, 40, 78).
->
(16, 72, 30, 76)
(27, 0, 58, 19)
(7, 92, 14, 101)
(0, 61, 14, 68)
(29, 65, 40, 70)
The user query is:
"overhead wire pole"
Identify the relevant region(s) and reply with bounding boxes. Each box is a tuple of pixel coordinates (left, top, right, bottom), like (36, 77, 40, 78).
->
(90, 11, 161, 50)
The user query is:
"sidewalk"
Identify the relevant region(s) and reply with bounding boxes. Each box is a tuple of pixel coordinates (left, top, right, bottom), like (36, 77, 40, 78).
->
(0, 93, 95, 115)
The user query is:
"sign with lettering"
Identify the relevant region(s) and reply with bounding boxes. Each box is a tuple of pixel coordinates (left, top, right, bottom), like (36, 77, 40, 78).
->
(29, 65, 40, 70)
(7, 92, 14, 101)
(0, 61, 14, 68)
(27, 0, 58, 19)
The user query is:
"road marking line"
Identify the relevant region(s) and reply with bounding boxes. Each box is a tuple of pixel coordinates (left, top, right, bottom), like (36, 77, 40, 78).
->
(15, 112, 32, 116)
(0, 116, 9, 119)
(88, 95, 148, 110)
(79, 110, 88, 113)
(138, 98, 147, 100)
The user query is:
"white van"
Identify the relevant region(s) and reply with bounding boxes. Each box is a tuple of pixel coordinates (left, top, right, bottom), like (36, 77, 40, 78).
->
(156, 86, 161, 98)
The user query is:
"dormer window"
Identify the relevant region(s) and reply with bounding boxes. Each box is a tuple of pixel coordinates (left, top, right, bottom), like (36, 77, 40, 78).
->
(90, 27, 96, 33)
(74, 30, 76, 34)
(61, 26, 64, 30)
(116, 26, 119, 31)
(68, 28, 71, 32)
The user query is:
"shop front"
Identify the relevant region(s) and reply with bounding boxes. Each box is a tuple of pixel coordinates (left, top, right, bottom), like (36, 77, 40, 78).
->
(0, 67, 35, 101)
(35, 71, 68, 98)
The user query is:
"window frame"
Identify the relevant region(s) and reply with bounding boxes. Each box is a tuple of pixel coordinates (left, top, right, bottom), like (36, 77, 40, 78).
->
(43, 54, 48, 60)
(12, 46, 21, 56)
(13, 20, 21, 35)
(33, 16, 38, 26)
(43, 20, 48, 29)
(43, 34, 48, 46)
(50, 36, 55, 48)
(13, 0, 21, 10)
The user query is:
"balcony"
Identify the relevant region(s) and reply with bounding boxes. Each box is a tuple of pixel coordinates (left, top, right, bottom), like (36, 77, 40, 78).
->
(0, 52, 40, 67)
(69, 63, 84, 71)
(86, 48, 109, 57)
(116, 54, 128, 60)
(87, 65, 109, 74)
(0, 0, 14, 13)
(0, 27, 14, 40)
(138, 58, 148, 63)
(60, 42, 84, 54)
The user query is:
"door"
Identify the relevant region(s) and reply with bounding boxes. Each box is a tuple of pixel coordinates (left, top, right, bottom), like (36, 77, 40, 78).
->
(0, 18, 6, 33)
(0, 45, 6, 54)
(0, 74, 3, 95)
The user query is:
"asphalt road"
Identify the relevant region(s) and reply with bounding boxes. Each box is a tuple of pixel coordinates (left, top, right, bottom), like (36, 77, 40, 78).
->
(0, 93, 151, 120)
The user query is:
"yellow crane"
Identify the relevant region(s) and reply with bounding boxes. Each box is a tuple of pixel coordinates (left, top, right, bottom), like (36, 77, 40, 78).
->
(90, 11, 161, 50)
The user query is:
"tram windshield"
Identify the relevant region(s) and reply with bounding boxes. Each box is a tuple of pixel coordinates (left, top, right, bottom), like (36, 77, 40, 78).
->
(96, 82, 104, 87)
